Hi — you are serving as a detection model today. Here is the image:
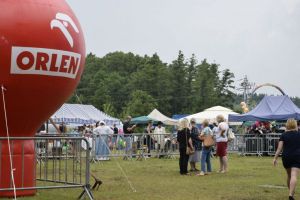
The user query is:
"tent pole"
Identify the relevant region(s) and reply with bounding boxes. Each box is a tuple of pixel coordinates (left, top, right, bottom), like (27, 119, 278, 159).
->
(49, 118, 62, 134)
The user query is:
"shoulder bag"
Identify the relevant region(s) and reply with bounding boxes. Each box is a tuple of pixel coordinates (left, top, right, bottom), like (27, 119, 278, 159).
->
(203, 134, 215, 148)
(185, 129, 194, 155)
(227, 128, 235, 141)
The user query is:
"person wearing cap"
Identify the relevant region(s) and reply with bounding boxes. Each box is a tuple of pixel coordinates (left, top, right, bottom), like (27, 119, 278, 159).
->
(93, 121, 114, 161)
(154, 121, 166, 158)
(189, 118, 201, 172)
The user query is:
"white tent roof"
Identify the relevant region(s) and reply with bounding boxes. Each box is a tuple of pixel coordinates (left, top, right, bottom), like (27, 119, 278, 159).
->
(147, 109, 178, 125)
(51, 104, 120, 125)
(184, 106, 239, 124)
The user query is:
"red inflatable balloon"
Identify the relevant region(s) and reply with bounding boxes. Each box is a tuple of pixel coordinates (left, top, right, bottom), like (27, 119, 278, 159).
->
(0, 0, 85, 197)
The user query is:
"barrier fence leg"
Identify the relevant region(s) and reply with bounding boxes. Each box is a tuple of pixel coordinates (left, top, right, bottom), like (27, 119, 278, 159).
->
(78, 185, 94, 200)
(91, 173, 102, 190)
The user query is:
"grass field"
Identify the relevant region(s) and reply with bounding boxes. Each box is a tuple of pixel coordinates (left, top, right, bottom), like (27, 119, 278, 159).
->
(7, 154, 294, 200)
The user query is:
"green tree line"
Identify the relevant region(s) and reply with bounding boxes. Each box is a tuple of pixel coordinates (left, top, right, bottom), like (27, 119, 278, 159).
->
(68, 51, 300, 118)
(68, 51, 235, 118)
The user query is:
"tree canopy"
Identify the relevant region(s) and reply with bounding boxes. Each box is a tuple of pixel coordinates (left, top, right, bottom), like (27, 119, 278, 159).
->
(69, 51, 237, 118)
(69, 51, 300, 118)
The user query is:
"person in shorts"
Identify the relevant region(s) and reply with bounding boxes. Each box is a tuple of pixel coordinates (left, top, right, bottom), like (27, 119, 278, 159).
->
(215, 115, 229, 173)
(274, 119, 300, 200)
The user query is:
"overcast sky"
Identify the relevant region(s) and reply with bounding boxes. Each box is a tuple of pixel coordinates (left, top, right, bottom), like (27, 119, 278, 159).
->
(66, 0, 300, 97)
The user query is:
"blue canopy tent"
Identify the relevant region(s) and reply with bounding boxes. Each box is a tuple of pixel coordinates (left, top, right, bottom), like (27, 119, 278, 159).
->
(229, 95, 300, 122)
(172, 114, 189, 120)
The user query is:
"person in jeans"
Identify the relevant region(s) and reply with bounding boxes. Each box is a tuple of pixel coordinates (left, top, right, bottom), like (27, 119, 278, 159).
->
(273, 119, 300, 200)
(197, 119, 213, 176)
(177, 118, 193, 175)
(189, 118, 201, 172)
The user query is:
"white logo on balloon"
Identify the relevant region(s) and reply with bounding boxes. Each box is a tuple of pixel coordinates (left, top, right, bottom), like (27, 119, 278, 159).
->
(50, 13, 79, 48)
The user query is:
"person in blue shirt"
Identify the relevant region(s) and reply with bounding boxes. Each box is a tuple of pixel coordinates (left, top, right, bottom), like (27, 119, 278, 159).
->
(274, 119, 300, 200)
(197, 119, 213, 176)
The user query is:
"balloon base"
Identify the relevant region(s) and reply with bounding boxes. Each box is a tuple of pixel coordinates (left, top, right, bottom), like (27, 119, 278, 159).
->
(0, 140, 36, 197)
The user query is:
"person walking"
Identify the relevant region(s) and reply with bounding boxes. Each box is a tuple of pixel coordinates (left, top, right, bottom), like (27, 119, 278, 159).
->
(189, 119, 201, 172)
(177, 118, 193, 175)
(273, 119, 300, 200)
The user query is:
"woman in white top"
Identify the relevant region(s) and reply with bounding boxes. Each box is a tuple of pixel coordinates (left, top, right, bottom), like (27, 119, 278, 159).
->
(154, 121, 166, 157)
(215, 115, 229, 173)
(93, 121, 114, 160)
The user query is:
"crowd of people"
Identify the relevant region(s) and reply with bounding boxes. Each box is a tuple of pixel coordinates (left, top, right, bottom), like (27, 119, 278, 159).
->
(176, 116, 300, 200)
(49, 115, 231, 168)
(82, 115, 169, 161)
(55, 121, 123, 161)
(246, 120, 293, 135)
(123, 116, 169, 159)
(38, 115, 300, 199)
(177, 115, 229, 176)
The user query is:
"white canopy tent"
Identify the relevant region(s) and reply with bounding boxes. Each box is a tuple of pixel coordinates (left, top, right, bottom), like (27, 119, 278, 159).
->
(51, 104, 120, 126)
(183, 106, 240, 124)
(147, 109, 179, 125)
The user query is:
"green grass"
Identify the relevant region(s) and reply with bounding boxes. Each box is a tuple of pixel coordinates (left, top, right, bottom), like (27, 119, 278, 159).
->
(5, 154, 293, 200)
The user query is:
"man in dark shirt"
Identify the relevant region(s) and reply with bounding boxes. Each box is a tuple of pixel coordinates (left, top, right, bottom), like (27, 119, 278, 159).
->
(123, 116, 136, 159)
(123, 116, 136, 135)
(113, 124, 118, 135)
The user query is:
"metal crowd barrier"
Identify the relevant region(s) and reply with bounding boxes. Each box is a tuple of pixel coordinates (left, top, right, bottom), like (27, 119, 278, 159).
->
(83, 132, 282, 160)
(265, 133, 281, 155)
(227, 134, 245, 154)
(0, 136, 93, 200)
(227, 133, 281, 156)
(87, 133, 179, 161)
